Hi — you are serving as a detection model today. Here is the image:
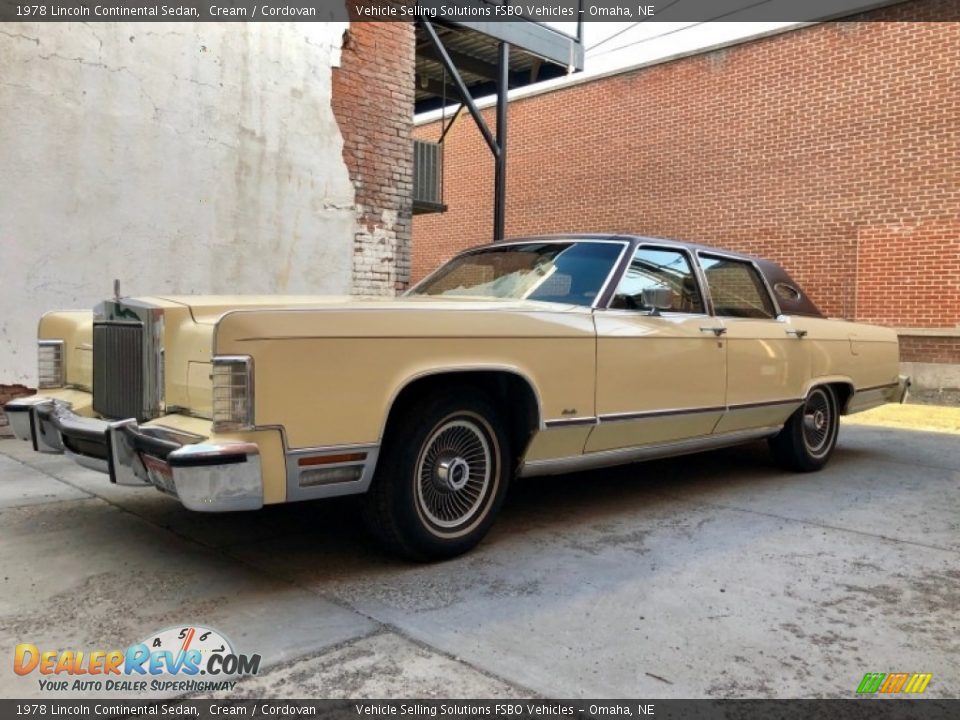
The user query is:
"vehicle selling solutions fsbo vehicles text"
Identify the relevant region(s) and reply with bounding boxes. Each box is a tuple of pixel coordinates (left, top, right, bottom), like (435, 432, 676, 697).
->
(353, 704, 654, 716)
(353, 4, 577, 18)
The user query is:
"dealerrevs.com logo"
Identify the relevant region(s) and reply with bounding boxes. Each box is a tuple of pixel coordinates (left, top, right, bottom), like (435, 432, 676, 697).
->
(14, 625, 261, 694)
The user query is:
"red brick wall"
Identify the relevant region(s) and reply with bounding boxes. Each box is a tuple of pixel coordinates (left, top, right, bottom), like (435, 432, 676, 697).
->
(856, 222, 960, 327)
(333, 19, 415, 294)
(900, 336, 960, 364)
(413, 2, 959, 341)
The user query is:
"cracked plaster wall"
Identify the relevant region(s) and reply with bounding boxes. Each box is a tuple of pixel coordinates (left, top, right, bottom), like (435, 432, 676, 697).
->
(0, 22, 353, 385)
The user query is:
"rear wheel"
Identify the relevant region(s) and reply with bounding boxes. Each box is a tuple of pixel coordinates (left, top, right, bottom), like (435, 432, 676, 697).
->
(768, 385, 839, 472)
(363, 389, 511, 561)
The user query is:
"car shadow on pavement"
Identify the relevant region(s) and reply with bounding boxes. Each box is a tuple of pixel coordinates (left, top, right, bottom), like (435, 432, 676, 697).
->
(213, 441, 796, 577)
(172, 433, 913, 564)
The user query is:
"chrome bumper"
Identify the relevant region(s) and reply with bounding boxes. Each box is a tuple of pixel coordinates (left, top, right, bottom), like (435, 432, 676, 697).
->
(5, 396, 50, 445)
(895, 374, 911, 403)
(3, 398, 263, 512)
(845, 375, 911, 414)
(4, 396, 73, 453)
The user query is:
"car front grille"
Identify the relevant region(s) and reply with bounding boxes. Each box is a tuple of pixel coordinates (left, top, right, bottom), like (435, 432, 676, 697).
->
(93, 323, 144, 420)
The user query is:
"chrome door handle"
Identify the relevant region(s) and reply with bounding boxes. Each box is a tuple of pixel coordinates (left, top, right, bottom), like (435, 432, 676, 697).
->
(786, 329, 808, 338)
(700, 326, 727, 336)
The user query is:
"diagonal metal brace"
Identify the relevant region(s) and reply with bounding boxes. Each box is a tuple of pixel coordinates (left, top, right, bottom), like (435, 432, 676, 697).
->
(439, 104, 465, 144)
(420, 20, 501, 159)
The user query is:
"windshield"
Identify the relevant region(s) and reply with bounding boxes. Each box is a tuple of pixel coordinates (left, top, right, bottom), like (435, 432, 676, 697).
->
(409, 241, 625, 307)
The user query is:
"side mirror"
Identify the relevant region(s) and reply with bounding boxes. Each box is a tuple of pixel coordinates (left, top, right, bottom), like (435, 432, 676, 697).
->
(641, 287, 673, 314)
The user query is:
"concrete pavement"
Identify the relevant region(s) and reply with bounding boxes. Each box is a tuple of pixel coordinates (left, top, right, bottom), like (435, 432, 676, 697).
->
(0, 417, 957, 699)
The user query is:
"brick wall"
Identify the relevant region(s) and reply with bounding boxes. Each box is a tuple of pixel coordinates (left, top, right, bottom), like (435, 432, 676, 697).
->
(333, 19, 415, 295)
(900, 336, 960, 365)
(413, 1, 960, 360)
(856, 221, 960, 327)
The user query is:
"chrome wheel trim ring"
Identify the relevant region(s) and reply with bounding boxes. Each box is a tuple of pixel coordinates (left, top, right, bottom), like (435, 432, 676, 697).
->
(414, 413, 497, 536)
(802, 388, 834, 458)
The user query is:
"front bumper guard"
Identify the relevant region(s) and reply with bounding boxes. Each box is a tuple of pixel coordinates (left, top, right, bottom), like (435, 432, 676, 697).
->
(5, 396, 59, 448)
(4, 398, 263, 512)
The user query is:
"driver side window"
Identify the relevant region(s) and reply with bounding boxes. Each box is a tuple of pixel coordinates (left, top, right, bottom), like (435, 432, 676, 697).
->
(610, 247, 705, 314)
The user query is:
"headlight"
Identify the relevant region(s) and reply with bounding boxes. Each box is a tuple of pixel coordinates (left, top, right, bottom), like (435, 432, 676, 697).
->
(211, 356, 254, 431)
(38, 340, 65, 389)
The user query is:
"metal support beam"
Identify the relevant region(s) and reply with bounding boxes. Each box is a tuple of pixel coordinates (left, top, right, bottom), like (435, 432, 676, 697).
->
(418, 45, 501, 84)
(438, 104, 465, 144)
(419, 22, 513, 242)
(420, 20, 500, 159)
(577, 0, 585, 44)
(493, 42, 509, 242)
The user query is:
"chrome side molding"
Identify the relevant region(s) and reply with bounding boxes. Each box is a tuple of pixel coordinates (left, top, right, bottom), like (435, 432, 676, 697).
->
(519, 426, 782, 478)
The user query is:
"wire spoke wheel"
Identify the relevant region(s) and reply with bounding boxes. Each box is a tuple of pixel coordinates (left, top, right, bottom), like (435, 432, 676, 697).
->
(363, 389, 510, 560)
(769, 384, 839, 473)
(415, 416, 493, 532)
(801, 388, 833, 457)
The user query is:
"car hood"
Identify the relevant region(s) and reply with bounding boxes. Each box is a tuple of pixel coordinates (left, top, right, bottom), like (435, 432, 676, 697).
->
(141, 294, 583, 325)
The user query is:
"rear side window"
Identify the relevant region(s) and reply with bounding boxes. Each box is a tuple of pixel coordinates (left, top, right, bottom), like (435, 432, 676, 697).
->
(610, 247, 705, 313)
(700, 255, 777, 319)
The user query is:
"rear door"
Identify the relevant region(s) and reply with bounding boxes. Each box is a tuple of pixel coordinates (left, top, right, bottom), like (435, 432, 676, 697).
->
(587, 245, 727, 453)
(697, 253, 809, 434)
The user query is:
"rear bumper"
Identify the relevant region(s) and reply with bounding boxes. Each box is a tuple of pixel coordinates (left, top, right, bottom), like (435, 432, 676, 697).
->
(845, 375, 912, 414)
(894, 374, 911, 404)
(3, 397, 263, 512)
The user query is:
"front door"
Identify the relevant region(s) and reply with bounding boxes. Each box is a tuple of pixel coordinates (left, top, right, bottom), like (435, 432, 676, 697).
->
(586, 246, 727, 453)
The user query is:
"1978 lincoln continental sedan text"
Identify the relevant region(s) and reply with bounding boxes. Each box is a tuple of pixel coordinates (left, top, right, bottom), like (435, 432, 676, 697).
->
(5, 235, 909, 559)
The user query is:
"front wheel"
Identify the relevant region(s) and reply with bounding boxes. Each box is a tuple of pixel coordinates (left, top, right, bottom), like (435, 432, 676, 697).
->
(363, 389, 511, 561)
(768, 385, 839, 472)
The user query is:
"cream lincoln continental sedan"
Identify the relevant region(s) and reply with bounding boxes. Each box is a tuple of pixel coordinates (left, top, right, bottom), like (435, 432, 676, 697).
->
(6, 235, 908, 559)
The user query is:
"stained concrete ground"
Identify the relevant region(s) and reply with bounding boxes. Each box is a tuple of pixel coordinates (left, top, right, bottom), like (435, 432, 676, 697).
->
(0, 412, 957, 699)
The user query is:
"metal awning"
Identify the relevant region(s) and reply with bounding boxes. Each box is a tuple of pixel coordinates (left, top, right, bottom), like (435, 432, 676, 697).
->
(411, 6, 585, 239)
(414, 14, 584, 113)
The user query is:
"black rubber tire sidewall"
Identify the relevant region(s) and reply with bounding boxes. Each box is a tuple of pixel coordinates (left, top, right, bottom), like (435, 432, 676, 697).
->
(769, 385, 839, 472)
(364, 389, 511, 561)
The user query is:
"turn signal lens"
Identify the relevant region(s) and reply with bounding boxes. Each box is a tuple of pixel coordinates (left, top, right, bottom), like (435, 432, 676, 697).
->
(38, 340, 65, 389)
(211, 356, 254, 431)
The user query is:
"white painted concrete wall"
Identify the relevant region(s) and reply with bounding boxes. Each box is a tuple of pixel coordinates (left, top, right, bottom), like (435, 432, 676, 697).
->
(0, 22, 353, 385)
(901, 362, 960, 391)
